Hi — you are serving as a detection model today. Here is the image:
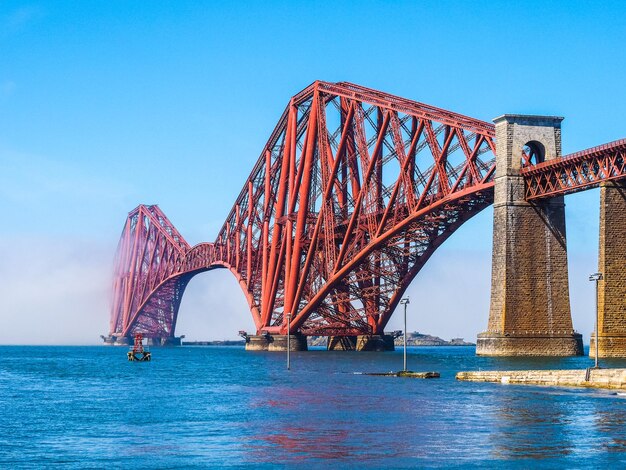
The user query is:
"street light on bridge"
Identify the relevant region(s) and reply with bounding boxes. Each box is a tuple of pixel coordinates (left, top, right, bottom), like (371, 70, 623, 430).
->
(589, 273, 603, 368)
(400, 297, 410, 372)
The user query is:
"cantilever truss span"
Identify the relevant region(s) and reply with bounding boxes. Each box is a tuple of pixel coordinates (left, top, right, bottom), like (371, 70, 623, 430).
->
(108, 81, 625, 339)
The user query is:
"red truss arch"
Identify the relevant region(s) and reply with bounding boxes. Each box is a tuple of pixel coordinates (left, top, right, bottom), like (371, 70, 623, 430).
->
(108, 81, 625, 339)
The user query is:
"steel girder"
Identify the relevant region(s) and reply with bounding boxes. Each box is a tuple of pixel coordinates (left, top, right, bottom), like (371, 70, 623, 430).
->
(110, 81, 499, 338)
(208, 81, 498, 336)
(110, 205, 192, 337)
(109, 81, 625, 339)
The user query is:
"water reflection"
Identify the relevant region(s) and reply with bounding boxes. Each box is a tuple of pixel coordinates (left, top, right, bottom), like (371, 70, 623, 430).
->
(594, 408, 626, 453)
(239, 350, 626, 466)
(246, 384, 413, 463)
(2, 346, 625, 467)
(489, 391, 574, 459)
(253, 425, 358, 461)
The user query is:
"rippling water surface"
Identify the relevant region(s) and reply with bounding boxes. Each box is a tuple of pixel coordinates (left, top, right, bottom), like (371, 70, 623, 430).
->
(1, 346, 625, 468)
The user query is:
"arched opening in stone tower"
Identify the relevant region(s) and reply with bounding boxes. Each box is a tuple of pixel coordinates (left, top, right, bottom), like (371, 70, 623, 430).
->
(522, 140, 546, 167)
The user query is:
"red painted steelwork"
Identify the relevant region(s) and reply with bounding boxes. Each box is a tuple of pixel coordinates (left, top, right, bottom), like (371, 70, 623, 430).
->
(109, 204, 193, 338)
(109, 81, 498, 339)
(108, 81, 625, 340)
(522, 138, 626, 200)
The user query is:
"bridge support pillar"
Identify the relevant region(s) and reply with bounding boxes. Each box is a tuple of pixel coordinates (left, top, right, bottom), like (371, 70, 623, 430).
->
(244, 334, 308, 351)
(101, 334, 131, 346)
(327, 336, 357, 350)
(477, 114, 583, 356)
(355, 335, 395, 351)
(590, 181, 626, 358)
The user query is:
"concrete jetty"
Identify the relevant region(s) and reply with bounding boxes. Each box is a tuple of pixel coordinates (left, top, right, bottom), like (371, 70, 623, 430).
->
(456, 368, 626, 390)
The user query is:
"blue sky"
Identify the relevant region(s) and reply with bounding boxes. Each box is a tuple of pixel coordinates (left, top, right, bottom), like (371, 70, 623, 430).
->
(1, 1, 624, 344)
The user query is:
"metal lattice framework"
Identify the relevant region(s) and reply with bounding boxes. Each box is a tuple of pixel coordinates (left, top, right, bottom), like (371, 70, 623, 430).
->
(108, 81, 625, 339)
(110, 205, 191, 337)
(523, 138, 626, 200)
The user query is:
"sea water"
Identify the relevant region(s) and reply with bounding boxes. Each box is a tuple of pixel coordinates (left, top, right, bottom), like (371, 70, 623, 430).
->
(1, 346, 625, 468)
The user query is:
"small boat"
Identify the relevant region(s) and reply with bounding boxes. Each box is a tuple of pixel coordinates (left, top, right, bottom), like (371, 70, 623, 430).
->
(127, 333, 151, 362)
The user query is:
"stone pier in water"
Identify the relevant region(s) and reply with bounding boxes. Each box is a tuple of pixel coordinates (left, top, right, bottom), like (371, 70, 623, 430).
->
(590, 180, 626, 357)
(476, 115, 583, 356)
(244, 334, 308, 351)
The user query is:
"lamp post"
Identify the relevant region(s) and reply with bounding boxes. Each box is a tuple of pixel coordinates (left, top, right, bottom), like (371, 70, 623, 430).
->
(286, 313, 291, 371)
(589, 273, 603, 368)
(400, 297, 410, 371)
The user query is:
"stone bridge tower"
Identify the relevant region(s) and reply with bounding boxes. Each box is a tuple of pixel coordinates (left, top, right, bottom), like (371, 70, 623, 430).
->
(477, 115, 584, 356)
(590, 180, 626, 357)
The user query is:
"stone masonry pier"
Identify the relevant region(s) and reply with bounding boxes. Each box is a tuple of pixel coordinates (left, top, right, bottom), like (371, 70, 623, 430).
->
(244, 334, 308, 351)
(476, 115, 583, 356)
(590, 180, 626, 357)
(456, 369, 626, 390)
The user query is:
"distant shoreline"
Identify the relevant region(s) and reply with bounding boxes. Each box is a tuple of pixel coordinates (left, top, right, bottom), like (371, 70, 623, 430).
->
(182, 332, 475, 348)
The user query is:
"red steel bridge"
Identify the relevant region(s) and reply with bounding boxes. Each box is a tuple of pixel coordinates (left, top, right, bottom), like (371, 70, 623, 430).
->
(107, 81, 626, 342)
